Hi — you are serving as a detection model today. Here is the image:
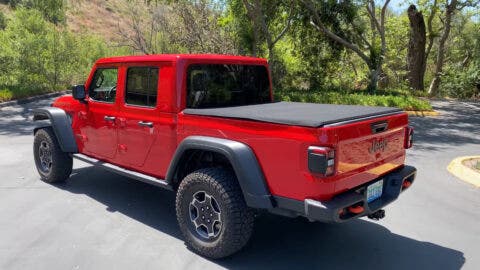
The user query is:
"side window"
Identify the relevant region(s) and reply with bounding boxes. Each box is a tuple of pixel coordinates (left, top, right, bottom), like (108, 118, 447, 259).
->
(89, 68, 118, 103)
(125, 67, 159, 107)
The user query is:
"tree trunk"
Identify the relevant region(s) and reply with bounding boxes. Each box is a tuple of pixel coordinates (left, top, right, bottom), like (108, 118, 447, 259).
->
(428, 0, 456, 96)
(251, 29, 259, 57)
(367, 64, 381, 94)
(407, 5, 426, 91)
(267, 45, 277, 86)
(425, 0, 438, 61)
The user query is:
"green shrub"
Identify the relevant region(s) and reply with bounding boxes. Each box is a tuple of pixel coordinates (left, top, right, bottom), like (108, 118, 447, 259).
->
(0, 86, 51, 102)
(0, 11, 6, 30)
(0, 88, 13, 102)
(275, 90, 432, 111)
(0, 8, 127, 102)
(5, 0, 65, 24)
(441, 65, 480, 99)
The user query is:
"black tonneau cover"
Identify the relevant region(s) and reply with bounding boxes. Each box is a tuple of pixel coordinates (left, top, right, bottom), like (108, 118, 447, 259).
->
(183, 102, 402, 127)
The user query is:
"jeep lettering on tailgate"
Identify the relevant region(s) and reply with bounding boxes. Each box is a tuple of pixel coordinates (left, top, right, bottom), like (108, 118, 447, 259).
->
(369, 138, 388, 153)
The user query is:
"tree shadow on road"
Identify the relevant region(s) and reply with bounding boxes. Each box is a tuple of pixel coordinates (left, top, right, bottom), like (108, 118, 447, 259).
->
(410, 101, 480, 152)
(53, 166, 465, 270)
(0, 99, 53, 136)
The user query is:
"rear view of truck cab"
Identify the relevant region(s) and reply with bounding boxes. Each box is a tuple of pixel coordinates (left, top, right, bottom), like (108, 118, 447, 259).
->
(33, 54, 416, 259)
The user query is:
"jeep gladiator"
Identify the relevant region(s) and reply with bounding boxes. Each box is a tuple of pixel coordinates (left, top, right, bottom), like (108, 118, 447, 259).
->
(32, 54, 416, 258)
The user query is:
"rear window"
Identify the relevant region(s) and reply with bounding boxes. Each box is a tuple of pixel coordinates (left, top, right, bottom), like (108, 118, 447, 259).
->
(125, 67, 159, 107)
(186, 64, 271, 108)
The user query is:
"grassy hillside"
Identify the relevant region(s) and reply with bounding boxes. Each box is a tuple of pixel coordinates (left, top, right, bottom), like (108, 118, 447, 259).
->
(66, 0, 130, 43)
(1, 0, 130, 43)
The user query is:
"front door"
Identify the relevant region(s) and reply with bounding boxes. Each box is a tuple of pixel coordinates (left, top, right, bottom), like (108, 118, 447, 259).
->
(81, 67, 120, 159)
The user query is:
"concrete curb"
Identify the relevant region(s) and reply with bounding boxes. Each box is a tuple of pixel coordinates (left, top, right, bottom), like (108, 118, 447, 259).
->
(447, 156, 480, 188)
(0, 90, 70, 109)
(428, 97, 479, 103)
(405, 110, 440, 117)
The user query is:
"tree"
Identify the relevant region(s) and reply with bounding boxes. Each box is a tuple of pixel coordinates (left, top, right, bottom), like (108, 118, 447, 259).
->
(174, 0, 237, 54)
(424, 0, 439, 62)
(300, 0, 391, 93)
(289, 10, 345, 90)
(116, 1, 161, 54)
(407, 4, 426, 91)
(428, 0, 479, 96)
(435, 10, 480, 98)
(240, 0, 294, 84)
(2, 0, 22, 7)
(117, 0, 236, 55)
(6, 0, 66, 24)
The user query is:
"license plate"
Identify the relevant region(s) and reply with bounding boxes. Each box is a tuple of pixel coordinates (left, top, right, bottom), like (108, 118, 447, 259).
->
(367, 179, 384, 203)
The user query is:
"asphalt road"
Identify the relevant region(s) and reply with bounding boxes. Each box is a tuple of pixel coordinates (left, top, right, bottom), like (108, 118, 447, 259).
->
(0, 99, 479, 270)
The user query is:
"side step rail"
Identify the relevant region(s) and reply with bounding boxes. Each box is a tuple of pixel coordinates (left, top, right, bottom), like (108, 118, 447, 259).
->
(72, 154, 173, 190)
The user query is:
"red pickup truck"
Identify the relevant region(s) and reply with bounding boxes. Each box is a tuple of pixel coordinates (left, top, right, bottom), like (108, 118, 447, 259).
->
(32, 54, 416, 258)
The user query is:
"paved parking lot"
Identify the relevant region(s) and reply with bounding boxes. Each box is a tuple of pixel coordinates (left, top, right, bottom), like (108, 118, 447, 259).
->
(0, 98, 479, 270)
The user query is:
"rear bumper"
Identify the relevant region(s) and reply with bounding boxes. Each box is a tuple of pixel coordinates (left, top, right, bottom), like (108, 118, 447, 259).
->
(272, 165, 417, 223)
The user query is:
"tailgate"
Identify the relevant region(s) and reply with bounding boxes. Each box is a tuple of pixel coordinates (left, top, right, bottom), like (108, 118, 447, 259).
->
(329, 112, 409, 192)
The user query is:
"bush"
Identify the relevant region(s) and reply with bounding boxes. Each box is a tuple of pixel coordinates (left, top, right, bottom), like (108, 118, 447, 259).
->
(0, 11, 6, 30)
(0, 86, 50, 102)
(275, 90, 432, 111)
(0, 8, 127, 102)
(0, 88, 13, 102)
(441, 65, 480, 99)
(4, 0, 65, 24)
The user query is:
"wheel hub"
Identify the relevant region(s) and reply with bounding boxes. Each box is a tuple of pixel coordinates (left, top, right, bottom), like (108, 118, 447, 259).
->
(38, 141, 52, 173)
(189, 191, 222, 240)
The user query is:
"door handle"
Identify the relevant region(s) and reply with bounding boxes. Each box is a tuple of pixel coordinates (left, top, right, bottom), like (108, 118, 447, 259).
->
(104, 116, 116, 121)
(138, 121, 153, 128)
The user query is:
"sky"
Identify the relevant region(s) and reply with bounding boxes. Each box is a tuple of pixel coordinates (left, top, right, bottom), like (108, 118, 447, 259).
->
(387, 0, 480, 20)
(387, 0, 412, 14)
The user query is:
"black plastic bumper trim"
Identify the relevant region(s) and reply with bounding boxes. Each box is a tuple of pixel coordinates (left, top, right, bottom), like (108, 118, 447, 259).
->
(272, 165, 417, 223)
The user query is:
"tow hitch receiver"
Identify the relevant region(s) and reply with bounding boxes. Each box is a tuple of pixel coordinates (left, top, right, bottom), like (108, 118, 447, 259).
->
(367, 209, 385, 221)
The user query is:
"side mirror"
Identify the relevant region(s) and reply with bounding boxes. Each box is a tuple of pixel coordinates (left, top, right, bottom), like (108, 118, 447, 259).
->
(72, 85, 86, 101)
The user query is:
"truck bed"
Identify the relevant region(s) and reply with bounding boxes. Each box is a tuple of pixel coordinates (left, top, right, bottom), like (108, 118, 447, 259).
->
(183, 102, 402, 127)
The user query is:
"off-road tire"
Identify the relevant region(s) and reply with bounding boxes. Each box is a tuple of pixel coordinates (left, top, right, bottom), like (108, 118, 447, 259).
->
(33, 128, 72, 183)
(176, 168, 255, 259)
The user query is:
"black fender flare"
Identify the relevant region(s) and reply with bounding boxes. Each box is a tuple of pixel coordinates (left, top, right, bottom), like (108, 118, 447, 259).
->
(166, 136, 274, 209)
(33, 107, 78, 153)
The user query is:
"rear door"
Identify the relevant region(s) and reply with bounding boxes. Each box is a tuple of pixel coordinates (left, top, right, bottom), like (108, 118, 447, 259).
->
(116, 65, 161, 169)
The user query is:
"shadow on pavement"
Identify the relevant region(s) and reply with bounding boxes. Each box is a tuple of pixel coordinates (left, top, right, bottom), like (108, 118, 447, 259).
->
(0, 100, 53, 136)
(410, 101, 480, 151)
(54, 166, 465, 270)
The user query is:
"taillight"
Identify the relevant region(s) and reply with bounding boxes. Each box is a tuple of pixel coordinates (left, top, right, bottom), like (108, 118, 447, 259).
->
(308, 146, 335, 176)
(404, 126, 414, 149)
